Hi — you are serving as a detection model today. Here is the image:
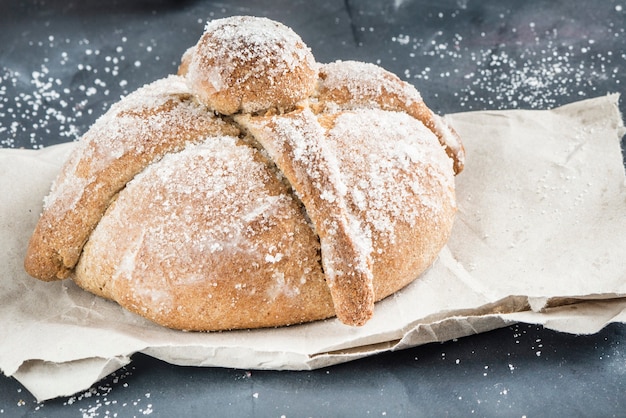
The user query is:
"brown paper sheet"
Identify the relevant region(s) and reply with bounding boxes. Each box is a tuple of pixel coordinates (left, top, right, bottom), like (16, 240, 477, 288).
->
(1, 95, 625, 402)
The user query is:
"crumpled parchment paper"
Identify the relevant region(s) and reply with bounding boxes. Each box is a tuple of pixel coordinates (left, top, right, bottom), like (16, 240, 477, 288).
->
(1, 94, 624, 402)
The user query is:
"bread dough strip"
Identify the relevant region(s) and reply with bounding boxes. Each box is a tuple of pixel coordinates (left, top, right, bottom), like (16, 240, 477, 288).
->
(237, 108, 376, 326)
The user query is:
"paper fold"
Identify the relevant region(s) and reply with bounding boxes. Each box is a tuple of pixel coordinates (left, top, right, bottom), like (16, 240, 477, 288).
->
(1, 95, 625, 401)
(13, 356, 132, 402)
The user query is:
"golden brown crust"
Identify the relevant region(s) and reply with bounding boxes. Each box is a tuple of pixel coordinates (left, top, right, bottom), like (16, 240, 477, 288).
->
(236, 109, 376, 326)
(74, 137, 335, 331)
(315, 61, 465, 174)
(24, 75, 239, 281)
(236, 107, 456, 327)
(25, 16, 462, 330)
(185, 16, 318, 115)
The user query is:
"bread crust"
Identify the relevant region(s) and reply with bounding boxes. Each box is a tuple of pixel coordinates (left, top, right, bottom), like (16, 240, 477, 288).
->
(237, 107, 456, 326)
(315, 60, 465, 174)
(184, 16, 318, 115)
(75, 137, 336, 330)
(24, 76, 238, 281)
(24, 16, 463, 330)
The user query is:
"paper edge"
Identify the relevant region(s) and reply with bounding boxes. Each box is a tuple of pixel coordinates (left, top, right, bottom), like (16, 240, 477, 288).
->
(12, 356, 131, 403)
(11, 297, 626, 402)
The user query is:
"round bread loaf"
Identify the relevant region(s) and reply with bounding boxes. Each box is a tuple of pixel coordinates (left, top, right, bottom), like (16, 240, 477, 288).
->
(24, 16, 463, 330)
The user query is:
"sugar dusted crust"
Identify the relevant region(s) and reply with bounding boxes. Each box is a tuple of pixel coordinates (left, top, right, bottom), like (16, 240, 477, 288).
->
(184, 16, 318, 115)
(24, 16, 464, 331)
(236, 108, 456, 326)
(315, 60, 465, 174)
(75, 138, 335, 330)
(24, 75, 238, 281)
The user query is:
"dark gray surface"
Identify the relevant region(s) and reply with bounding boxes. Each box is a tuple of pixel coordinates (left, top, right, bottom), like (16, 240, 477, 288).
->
(1, 0, 625, 416)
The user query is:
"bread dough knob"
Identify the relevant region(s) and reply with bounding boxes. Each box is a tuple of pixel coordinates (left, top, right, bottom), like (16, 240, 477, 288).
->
(184, 16, 318, 115)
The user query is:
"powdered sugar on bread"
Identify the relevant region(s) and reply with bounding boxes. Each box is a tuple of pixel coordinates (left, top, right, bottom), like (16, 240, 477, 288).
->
(25, 16, 463, 330)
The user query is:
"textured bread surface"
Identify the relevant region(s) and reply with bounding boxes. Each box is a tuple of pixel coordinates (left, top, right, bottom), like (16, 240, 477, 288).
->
(25, 16, 463, 331)
(184, 16, 318, 115)
(24, 75, 238, 281)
